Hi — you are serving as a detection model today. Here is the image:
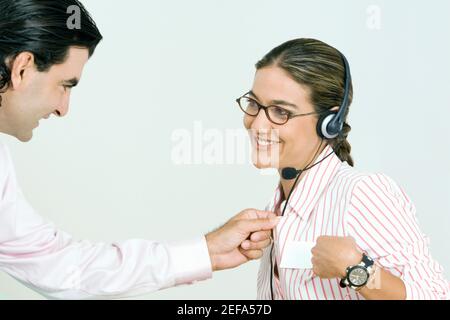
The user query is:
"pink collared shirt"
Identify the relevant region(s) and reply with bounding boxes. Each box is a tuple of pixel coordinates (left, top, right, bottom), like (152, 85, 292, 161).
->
(0, 142, 212, 299)
(257, 144, 449, 300)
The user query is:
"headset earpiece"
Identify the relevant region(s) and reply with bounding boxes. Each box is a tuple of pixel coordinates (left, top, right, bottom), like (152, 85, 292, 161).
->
(317, 111, 341, 139)
(315, 52, 351, 140)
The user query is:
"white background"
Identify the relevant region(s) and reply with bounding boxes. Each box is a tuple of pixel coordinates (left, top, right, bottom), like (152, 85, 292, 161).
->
(1, 0, 449, 299)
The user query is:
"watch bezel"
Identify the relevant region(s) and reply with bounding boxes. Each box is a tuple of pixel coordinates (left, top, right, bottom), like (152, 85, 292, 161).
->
(347, 265, 370, 287)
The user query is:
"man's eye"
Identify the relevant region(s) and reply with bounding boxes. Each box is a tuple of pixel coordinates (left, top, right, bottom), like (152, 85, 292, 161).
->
(243, 98, 259, 110)
(245, 98, 256, 106)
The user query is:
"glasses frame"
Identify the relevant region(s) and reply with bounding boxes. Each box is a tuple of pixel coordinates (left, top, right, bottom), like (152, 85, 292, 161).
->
(236, 92, 321, 125)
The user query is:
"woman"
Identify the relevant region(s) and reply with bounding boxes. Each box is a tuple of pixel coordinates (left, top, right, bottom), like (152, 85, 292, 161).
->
(236, 38, 449, 300)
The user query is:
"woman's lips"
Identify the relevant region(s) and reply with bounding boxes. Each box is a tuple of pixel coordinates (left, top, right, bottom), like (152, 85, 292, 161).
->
(253, 136, 281, 150)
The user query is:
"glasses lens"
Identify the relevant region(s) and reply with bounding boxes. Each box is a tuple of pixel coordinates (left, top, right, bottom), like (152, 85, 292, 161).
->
(267, 106, 289, 124)
(239, 97, 259, 116)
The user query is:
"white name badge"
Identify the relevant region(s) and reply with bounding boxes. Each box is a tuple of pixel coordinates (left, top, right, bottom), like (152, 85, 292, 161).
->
(279, 241, 315, 269)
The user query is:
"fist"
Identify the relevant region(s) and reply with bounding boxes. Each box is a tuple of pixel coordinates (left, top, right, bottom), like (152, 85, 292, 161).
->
(311, 236, 363, 279)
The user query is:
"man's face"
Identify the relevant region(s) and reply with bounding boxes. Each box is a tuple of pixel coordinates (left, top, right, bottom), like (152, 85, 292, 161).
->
(1, 47, 89, 142)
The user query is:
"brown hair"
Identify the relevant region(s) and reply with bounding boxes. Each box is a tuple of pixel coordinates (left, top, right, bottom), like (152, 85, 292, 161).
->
(255, 38, 354, 166)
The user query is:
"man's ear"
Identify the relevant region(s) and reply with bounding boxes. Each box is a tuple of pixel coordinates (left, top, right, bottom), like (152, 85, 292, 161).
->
(9, 52, 36, 90)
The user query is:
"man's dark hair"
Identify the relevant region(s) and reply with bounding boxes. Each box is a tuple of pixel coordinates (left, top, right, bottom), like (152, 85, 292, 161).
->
(0, 0, 103, 92)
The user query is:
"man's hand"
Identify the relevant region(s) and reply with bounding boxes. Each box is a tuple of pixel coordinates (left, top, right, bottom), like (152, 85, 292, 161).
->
(311, 236, 363, 279)
(205, 209, 280, 271)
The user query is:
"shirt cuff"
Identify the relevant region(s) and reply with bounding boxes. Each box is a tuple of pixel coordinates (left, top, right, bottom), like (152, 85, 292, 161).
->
(167, 236, 213, 286)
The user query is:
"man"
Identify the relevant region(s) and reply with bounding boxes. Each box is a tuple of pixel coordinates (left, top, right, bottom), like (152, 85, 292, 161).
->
(0, 0, 278, 299)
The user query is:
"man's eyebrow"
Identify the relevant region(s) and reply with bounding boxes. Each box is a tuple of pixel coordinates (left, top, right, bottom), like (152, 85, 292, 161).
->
(248, 90, 260, 100)
(248, 90, 298, 109)
(62, 78, 79, 87)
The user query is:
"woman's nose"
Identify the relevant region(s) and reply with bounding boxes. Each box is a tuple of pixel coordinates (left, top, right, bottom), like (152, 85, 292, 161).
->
(250, 108, 273, 130)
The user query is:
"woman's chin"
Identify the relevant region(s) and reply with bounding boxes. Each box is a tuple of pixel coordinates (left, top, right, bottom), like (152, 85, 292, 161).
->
(251, 152, 280, 169)
(252, 160, 278, 170)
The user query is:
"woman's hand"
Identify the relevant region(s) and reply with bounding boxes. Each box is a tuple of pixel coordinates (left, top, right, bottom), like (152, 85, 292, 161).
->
(311, 236, 363, 279)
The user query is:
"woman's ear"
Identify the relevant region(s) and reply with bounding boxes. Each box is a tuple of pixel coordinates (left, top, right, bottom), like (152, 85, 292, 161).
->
(9, 52, 36, 90)
(330, 106, 339, 112)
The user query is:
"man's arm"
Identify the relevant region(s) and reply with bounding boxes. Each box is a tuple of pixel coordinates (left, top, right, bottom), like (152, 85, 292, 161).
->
(0, 143, 277, 299)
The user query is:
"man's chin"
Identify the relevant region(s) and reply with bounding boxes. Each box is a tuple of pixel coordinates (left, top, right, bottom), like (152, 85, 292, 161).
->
(15, 130, 33, 142)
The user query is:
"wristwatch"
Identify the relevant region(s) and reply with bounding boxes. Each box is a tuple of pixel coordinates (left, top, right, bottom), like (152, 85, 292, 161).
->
(340, 253, 374, 290)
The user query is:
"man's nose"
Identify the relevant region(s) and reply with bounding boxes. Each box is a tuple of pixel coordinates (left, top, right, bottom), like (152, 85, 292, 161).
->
(53, 94, 70, 117)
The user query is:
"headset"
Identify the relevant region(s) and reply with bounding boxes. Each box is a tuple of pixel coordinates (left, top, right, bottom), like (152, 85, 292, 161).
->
(316, 52, 352, 140)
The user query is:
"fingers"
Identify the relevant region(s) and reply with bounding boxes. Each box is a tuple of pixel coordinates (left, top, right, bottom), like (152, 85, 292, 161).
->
(232, 209, 276, 221)
(241, 238, 271, 250)
(249, 230, 271, 242)
(236, 216, 280, 234)
(239, 248, 264, 260)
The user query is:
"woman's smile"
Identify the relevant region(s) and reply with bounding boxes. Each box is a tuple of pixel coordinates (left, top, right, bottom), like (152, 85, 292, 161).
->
(255, 136, 280, 149)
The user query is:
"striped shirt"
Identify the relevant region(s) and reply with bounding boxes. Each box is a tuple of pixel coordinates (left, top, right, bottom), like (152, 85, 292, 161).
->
(257, 144, 449, 300)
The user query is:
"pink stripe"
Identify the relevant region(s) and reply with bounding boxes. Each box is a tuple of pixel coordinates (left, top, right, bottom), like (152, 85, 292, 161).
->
(303, 156, 338, 230)
(346, 220, 382, 257)
(303, 167, 327, 241)
(303, 270, 312, 300)
(286, 219, 302, 298)
(364, 178, 417, 244)
(354, 187, 408, 248)
(294, 269, 305, 300)
(349, 201, 400, 255)
(327, 279, 337, 300)
(290, 154, 321, 216)
(372, 175, 421, 243)
(335, 279, 345, 300)
(318, 276, 328, 300)
(338, 172, 361, 235)
(310, 274, 320, 300)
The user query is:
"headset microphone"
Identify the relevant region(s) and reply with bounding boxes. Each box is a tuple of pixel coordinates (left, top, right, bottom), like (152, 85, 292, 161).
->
(281, 167, 302, 180)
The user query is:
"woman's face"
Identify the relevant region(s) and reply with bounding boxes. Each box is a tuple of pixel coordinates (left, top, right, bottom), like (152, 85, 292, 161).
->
(243, 66, 323, 170)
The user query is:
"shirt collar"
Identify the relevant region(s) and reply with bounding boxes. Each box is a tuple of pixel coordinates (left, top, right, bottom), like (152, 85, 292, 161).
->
(267, 144, 343, 220)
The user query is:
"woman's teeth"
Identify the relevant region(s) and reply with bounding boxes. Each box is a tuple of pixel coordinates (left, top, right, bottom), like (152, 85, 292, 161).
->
(256, 138, 279, 146)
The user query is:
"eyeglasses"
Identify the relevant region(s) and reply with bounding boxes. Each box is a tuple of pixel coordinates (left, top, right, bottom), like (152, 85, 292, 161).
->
(236, 93, 321, 125)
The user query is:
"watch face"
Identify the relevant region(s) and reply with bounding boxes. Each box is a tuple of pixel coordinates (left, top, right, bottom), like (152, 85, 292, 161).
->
(348, 266, 369, 286)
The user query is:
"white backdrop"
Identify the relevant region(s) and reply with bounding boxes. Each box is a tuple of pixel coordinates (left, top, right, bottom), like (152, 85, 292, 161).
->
(0, 0, 449, 299)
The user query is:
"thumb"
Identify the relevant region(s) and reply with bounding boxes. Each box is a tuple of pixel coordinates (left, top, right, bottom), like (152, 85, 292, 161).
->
(237, 216, 281, 234)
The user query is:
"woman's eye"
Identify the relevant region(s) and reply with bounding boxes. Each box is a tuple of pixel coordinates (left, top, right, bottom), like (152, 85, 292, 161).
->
(272, 106, 289, 116)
